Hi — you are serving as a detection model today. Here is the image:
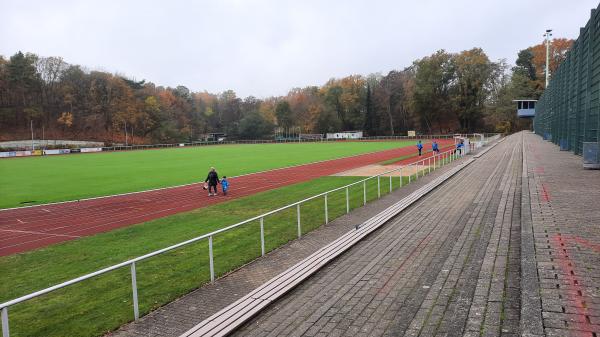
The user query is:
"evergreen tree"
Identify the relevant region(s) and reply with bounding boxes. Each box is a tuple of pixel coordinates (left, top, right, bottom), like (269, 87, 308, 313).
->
(363, 84, 376, 136)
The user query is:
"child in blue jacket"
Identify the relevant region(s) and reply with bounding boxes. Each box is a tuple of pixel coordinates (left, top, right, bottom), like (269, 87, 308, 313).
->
(417, 141, 423, 156)
(221, 176, 229, 196)
(432, 141, 439, 154)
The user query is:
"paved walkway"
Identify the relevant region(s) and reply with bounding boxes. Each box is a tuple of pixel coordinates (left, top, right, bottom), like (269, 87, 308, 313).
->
(522, 132, 600, 337)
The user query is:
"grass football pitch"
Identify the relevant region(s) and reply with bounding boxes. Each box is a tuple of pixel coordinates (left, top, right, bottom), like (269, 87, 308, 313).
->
(0, 141, 413, 208)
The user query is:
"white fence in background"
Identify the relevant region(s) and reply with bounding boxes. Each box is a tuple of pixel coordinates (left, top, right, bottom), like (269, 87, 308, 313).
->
(0, 133, 501, 158)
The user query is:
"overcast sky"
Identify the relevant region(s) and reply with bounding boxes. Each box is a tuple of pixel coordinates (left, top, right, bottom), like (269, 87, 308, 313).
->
(1, 0, 597, 98)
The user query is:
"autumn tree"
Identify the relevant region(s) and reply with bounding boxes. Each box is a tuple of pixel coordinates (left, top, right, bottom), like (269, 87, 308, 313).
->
(412, 50, 456, 133)
(6, 52, 41, 125)
(1, 42, 570, 144)
(238, 111, 274, 139)
(275, 100, 293, 128)
(452, 48, 496, 131)
(530, 38, 574, 88)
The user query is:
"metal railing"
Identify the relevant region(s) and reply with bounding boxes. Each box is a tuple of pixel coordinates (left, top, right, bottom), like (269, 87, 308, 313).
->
(0, 145, 478, 337)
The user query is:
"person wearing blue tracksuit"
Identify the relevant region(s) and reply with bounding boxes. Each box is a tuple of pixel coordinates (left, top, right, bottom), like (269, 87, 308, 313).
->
(221, 176, 229, 196)
(455, 140, 464, 155)
(417, 140, 423, 156)
(432, 141, 439, 154)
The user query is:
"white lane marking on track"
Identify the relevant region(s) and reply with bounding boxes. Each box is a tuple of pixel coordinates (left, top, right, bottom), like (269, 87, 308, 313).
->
(16, 219, 24, 224)
(0, 144, 427, 211)
(0, 229, 81, 238)
(42, 209, 51, 213)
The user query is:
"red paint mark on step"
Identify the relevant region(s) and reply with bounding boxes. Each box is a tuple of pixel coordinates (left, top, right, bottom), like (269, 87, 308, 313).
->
(564, 236, 600, 254)
(541, 183, 551, 202)
(551, 234, 596, 336)
(378, 236, 432, 295)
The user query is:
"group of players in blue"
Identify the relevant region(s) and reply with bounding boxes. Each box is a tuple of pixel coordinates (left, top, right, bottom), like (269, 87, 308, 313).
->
(203, 139, 464, 197)
(416, 139, 464, 156)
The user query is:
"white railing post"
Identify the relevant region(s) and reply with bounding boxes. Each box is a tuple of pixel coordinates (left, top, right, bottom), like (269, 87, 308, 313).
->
(377, 176, 381, 198)
(1, 307, 9, 337)
(389, 175, 392, 192)
(297, 204, 301, 238)
(208, 236, 215, 282)
(400, 168, 403, 187)
(363, 181, 366, 205)
(345, 187, 349, 214)
(324, 194, 328, 224)
(428, 157, 431, 174)
(434, 154, 436, 169)
(408, 166, 412, 184)
(415, 162, 419, 180)
(130, 262, 139, 320)
(260, 217, 265, 256)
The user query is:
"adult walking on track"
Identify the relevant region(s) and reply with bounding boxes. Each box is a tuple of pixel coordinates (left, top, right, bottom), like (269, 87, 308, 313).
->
(205, 167, 220, 196)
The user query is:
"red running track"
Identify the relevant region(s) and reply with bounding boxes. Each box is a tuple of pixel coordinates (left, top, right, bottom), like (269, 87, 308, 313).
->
(0, 140, 455, 256)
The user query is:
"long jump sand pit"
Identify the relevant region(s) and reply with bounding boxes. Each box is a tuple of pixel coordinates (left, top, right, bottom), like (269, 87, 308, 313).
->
(333, 164, 429, 177)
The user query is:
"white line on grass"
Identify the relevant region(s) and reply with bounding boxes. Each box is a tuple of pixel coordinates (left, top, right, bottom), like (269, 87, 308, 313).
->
(1, 143, 418, 212)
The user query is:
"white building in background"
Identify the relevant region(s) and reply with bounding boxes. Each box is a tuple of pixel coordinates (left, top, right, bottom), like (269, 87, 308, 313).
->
(326, 131, 363, 139)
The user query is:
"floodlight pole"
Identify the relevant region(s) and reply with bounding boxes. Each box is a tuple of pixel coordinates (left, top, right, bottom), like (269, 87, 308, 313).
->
(544, 29, 552, 87)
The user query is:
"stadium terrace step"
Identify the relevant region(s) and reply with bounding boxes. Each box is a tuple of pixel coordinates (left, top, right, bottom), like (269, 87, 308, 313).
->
(179, 159, 475, 337)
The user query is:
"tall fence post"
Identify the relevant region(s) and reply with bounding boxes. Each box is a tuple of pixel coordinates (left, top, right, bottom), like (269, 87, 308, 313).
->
(389, 175, 392, 192)
(297, 204, 302, 238)
(260, 217, 265, 256)
(130, 262, 139, 321)
(363, 181, 366, 205)
(377, 176, 381, 198)
(208, 236, 215, 283)
(1, 307, 9, 337)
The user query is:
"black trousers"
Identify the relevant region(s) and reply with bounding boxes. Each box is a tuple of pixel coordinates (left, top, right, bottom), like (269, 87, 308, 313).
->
(209, 184, 218, 193)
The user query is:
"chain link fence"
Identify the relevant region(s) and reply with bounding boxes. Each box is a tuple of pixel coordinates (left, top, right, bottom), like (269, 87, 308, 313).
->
(534, 4, 600, 155)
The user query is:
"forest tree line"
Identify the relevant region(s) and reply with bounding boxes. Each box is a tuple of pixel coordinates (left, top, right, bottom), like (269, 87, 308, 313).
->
(0, 39, 572, 144)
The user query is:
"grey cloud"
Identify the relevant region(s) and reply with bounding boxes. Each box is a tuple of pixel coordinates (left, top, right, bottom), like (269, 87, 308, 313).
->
(0, 0, 596, 97)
